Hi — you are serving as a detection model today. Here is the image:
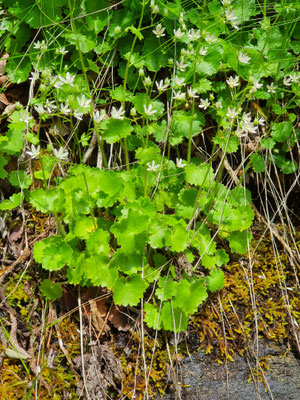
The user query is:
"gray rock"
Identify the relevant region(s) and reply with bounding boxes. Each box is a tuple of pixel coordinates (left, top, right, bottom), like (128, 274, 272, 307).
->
(156, 341, 300, 400)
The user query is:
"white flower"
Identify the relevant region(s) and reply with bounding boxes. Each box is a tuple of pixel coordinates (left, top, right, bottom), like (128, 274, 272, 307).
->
(174, 28, 184, 39)
(226, 107, 239, 119)
(93, 110, 106, 123)
(130, 107, 137, 116)
(251, 79, 263, 92)
(153, 24, 165, 38)
(267, 82, 277, 94)
(34, 104, 46, 114)
(147, 160, 160, 172)
(283, 76, 291, 86)
(254, 117, 265, 126)
(199, 98, 210, 110)
(176, 158, 186, 168)
(26, 144, 41, 159)
(205, 33, 217, 43)
(144, 76, 152, 86)
(238, 113, 257, 135)
(111, 105, 125, 120)
(53, 147, 68, 161)
(225, 9, 238, 24)
(176, 59, 187, 71)
(29, 72, 40, 81)
(238, 51, 251, 64)
(187, 29, 201, 41)
(74, 110, 84, 120)
(114, 25, 121, 34)
(172, 76, 185, 88)
(215, 101, 223, 108)
(173, 91, 186, 101)
(187, 87, 199, 98)
(152, 5, 159, 14)
(199, 47, 207, 56)
(56, 47, 68, 55)
(59, 72, 75, 87)
(77, 95, 91, 109)
(60, 104, 71, 114)
(143, 104, 157, 116)
(156, 79, 169, 92)
(226, 75, 239, 88)
(138, 68, 145, 77)
(221, 0, 231, 5)
(289, 72, 299, 83)
(19, 113, 33, 125)
(45, 99, 56, 113)
(33, 40, 47, 51)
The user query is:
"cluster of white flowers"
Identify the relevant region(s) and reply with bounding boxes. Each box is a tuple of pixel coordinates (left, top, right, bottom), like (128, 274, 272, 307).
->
(236, 113, 257, 137)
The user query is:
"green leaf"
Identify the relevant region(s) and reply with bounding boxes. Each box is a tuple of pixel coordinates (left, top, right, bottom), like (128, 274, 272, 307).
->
(110, 86, 134, 102)
(144, 303, 163, 330)
(213, 133, 239, 153)
(261, 138, 275, 149)
(176, 188, 198, 219)
(165, 222, 189, 252)
(250, 154, 265, 173)
(206, 268, 224, 292)
(155, 276, 178, 301)
(161, 302, 189, 332)
(113, 275, 148, 306)
(228, 230, 252, 254)
(101, 118, 133, 144)
(9, 170, 32, 189)
(0, 155, 8, 179)
(40, 279, 62, 301)
(33, 236, 73, 271)
(73, 216, 96, 240)
(30, 188, 62, 213)
(271, 122, 293, 143)
(64, 33, 96, 53)
(174, 279, 207, 314)
(0, 192, 23, 211)
(86, 229, 110, 256)
(185, 163, 214, 189)
(85, 255, 117, 289)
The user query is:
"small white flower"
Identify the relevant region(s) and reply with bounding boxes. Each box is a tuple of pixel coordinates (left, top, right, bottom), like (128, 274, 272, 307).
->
(114, 25, 121, 34)
(174, 28, 184, 39)
(226, 75, 239, 88)
(238, 51, 251, 64)
(172, 76, 185, 88)
(255, 117, 265, 126)
(74, 110, 84, 120)
(144, 76, 152, 86)
(176, 59, 188, 71)
(60, 104, 71, 114)
(53, 147, 68, 161)
(205, 33, 217, 43)
(152, 5, 159, 14)
(59, 72, 75, 87)
(26, 144, 41, 159)
(187, 87, 199, 98)
(33, 40, 47, 51)
(29, 71, 40, 81)
(289, 72, 299, 83)
(153, 24, 165, 38)
(34, 104, 46, 114)
(138, 68, 145, 77)
(176, 158, 187, 168)
(130, 107, 137, 116)
(77, 95, 91, 109)
(143, 104, 157, 116)
(147, 160, 160, 172)
(251, 79, 263, 92)
(226, 107, 239, 119)
(199, 47, 207, 56)
(225, 9, 238, 24)
(156, 79, 169, 92)
(93, 110, 106, 123)
(187, 29, 201, 41)
(19, 113, 33, 125)
(45, 99, 56, 113)
(221, 0, 231, 5)
(283, 76, 291, 86)
(199, 98, 210, 110)
(173, 90, 186, 101)
(215, 101, 222, 108)
(267, 82, 277, 94)
(56, 47, 68, 55)
(111, 105, 125, 120)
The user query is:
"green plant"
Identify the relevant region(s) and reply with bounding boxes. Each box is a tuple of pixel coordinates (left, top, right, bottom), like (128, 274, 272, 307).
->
(0, 0, 299, 332)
